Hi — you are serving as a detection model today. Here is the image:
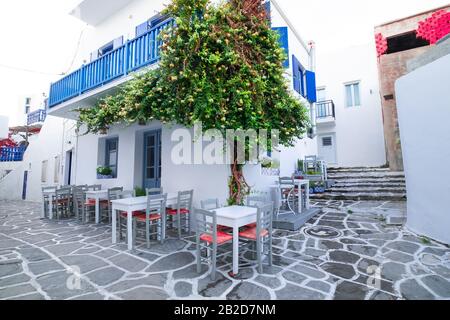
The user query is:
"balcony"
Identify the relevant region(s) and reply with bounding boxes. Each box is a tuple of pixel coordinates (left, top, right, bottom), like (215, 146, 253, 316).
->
(316, 100, 335, 124)
(48, 19, 174, 111)
(27, 109, 46, 126)
(0, 146, 26, 162)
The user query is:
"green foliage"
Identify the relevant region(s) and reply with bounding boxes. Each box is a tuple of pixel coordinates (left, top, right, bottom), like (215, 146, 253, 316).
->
(96, 166, 112, 176)
(134, 187, 146, 197)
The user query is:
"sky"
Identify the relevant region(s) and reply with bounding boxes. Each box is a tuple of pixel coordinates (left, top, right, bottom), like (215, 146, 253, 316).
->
(0, 0, 449, 126)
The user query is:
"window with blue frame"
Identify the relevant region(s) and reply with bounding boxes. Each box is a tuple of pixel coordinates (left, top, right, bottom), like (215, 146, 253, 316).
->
(136, 14, 169, 37)
(105, 138, 119, 178)
(292, 55, 317, 103)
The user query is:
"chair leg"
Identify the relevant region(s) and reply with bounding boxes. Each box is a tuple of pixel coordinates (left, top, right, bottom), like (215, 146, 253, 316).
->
(177, 214, 181, 239)
(257, 238, 263, 274)
(211, 244, 217, 281)
(196, 237, 202, 274)
(132, 219, 137, 246)
(268, 236, 273, 267)
(146, 219, 150, 249)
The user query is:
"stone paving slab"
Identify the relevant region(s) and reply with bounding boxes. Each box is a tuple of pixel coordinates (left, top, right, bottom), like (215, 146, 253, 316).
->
(0, 199, 449, 300)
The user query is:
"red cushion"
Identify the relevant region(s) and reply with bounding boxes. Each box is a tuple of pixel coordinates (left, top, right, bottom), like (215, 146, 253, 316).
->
(135, 213, 162, 222)
(245, 223, 257, 229)
(119, 211, 145, 218)
(166, 208, 190, 215)
(85, 199, 96, 205)
(239, 227, 269, 240)
(200, 231, 233, 245)
(217, 225, 232, 232)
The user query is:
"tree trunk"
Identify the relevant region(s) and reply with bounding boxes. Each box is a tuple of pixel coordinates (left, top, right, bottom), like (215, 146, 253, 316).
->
(228, 141, 250, 205)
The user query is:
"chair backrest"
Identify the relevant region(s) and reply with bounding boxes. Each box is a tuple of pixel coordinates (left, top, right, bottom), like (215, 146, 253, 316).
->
(177, 190, 194, 211)
(201, 198, 220, 210)
(72, 186, 86, 206)
(146, 188, 164, 196)
(119, 190, 135, 199)
(55, 186, 72, 200)
(146, 194, 167, 216)
(194, 208, 217, 242)
(108, 187, 124, 201)
(256, 202, 274, 236)
(279, 176, 294, 186)
(246, 195, 267, 208)
(88, 184, 102, 191)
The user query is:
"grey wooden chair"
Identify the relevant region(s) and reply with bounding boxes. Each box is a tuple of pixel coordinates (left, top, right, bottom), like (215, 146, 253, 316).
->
(195, 208, 233, 281)
(133, 194, 167, 248)
(146, 188, 163, 196)
(87, 184, 102, 191)
(166, 190, 193, 239)
(54, 186, 73, 219)
(200, 198, 220, 210)
(239, 202, 274, 273)
(72, 186, 95, 223)
(246, 195, 267, 208)
(106, 187, 123, 223)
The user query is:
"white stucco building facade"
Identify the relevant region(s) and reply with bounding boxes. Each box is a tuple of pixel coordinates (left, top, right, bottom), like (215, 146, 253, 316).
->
(0, 0, 319, 205)
(315, 43, 387, 167)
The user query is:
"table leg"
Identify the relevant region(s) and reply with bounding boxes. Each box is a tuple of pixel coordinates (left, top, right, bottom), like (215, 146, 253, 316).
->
(161, 214, 166, 243)
(127, 210, 133, 251)
(112, 207, 117, 244)
(306, 182, 310, 210)
(95, 198, 100, 224)
(232, 225, 239, 275)
(41, 200, 46, 219)
(298, 186, 303, 214)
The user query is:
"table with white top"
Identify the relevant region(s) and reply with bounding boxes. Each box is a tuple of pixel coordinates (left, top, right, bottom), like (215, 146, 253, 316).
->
(111, 193, 178, 250)
(213, 205, 258, 276)
(85, 190, 109, 224)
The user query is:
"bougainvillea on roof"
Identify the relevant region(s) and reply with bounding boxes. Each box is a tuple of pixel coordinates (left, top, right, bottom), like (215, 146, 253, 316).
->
(375, 33, 388, 57)
(417, 9, 450, 45)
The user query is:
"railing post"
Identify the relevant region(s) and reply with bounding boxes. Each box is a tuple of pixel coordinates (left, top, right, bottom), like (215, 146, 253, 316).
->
(124, 40, 129, 76)
(79, 65, 85, 95)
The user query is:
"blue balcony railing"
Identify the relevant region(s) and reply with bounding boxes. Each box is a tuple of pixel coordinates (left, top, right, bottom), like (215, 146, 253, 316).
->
(0, 146, 26, 162)
(48, 19, 174, 108)
(27, 109, 46, 125)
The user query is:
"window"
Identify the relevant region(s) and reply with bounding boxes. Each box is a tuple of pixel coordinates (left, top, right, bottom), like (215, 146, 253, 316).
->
(292, 55, 306, 97)
(41, 160, 48, 183)
(136, 14, 169, 37)
(322, 137, 333, 147)
(105, 138, 119, 178)
(386, 31, 429, 54)
(54, 156, 60, 183)
(345, 82, 361, 107)
(317, 88, 326, 102)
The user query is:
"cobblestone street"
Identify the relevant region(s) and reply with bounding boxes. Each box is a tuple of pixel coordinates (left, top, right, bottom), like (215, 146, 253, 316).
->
(0, 200, 449, 300)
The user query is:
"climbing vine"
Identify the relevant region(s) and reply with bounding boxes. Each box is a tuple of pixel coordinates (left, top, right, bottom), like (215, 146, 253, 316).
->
(78, 0, 310, 204)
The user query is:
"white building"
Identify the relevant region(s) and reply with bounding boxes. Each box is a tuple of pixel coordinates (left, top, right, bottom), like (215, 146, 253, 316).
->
(0, 0, 319, 204)
(315, 43, 387, 167)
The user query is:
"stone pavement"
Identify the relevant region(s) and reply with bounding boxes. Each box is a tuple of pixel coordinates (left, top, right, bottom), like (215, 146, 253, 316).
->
(0, 200, 449, 300)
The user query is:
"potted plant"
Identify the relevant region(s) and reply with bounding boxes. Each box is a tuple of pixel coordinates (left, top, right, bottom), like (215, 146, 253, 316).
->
(97, 166, 113, 179)
(134, 187, 146, 197)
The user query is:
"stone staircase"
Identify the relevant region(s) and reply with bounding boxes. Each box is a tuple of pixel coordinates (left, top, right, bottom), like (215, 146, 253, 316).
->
(311, 166, 407, 201)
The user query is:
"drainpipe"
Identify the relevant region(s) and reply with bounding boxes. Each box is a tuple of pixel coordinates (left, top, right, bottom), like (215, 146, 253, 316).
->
(308, 41, 317, 139)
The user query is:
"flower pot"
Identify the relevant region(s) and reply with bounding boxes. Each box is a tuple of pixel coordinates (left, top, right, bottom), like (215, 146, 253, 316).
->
(97, 174, 113, 179)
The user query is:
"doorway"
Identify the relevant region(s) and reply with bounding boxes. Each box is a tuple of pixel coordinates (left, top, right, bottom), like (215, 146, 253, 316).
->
(143, 130, 162, 189)
(64, 150, 73, 186)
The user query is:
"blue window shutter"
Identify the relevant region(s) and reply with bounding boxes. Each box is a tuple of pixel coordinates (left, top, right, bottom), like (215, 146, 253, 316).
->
(272, 27, 289, 68)
(264, 1, 271, 25)
(306, 71, 317, 103)
(292, 55, 300, 93)
(136, 21, 149, 37)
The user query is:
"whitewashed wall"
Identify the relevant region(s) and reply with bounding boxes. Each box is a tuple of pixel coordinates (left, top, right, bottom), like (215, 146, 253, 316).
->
(0, 115, 8, 139)
(315, 44, 386, 167)
(396, 53, 450, 245)
(0, 116, 76, 201)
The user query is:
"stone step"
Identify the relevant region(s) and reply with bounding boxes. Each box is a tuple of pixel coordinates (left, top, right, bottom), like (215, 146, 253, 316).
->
(327, 167, 391, 173)
(310, 192, 407, 201)
(327, 187, 406, 194)
(332, 182, 405, 188)
(328, 172, 405, 180)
